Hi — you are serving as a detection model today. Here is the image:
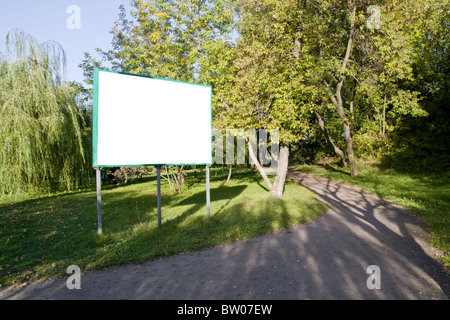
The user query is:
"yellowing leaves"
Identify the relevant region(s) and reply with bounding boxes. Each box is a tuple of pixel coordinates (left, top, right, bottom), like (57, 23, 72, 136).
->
(134, 0, 154, 10)
(150, 31, 161, 42)
(155, 12, 169, 19)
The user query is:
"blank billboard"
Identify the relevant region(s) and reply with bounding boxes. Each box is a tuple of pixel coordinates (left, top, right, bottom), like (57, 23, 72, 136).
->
(93, 69, 212, 167)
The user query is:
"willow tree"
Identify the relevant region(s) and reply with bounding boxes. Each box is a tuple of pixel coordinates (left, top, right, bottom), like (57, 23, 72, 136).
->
(0, 29, 89, 195)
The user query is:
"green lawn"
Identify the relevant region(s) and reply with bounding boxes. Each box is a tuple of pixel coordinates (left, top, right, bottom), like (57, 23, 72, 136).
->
(0, 168, 327, 287)
(291, 163, 450, 268)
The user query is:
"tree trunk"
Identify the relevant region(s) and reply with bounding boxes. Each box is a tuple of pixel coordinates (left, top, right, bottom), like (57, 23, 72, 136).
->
(315, 111, 348, 168)
(382, 94, 387, 137)
(270, 143, 289, 199)
(193, 166, 198, 180)
(374, 105, 382, 135)
(248, 139, 290, 199)
(323, 6, 358, 177)
(177, 165, 185, 186)
(248, 139, 272, 190)
(350, 101, 354, 120)
(343, 125, 358, 177)
(225, 165, 232, 185)
(323, 80, 358, 176)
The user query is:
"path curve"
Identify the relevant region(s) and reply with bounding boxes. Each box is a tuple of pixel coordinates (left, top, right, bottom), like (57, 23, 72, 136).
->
(1, 169, 448, 300)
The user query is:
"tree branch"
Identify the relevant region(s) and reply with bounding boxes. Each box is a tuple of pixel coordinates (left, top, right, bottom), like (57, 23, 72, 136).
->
(336, 6, 357, 111)
(340, 6, 356, 76)
(323, 79, 339, 107)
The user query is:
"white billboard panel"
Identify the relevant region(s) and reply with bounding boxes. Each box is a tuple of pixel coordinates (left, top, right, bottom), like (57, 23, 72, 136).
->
(93, 69, 212, 167)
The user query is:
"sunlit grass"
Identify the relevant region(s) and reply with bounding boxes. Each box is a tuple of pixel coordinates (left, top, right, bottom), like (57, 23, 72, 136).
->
(0, 168, 327, 287)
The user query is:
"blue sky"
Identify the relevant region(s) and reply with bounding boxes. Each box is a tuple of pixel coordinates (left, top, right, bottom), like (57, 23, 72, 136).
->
(0, 0, 133, 84)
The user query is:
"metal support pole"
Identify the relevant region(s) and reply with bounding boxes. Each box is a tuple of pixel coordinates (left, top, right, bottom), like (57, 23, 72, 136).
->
(206, 165, 210, 218)
(157, 166, 162, 228)
(96, 167, 103, 236)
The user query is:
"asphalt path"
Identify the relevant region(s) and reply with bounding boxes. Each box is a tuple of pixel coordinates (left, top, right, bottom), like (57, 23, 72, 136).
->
(1, 169, 448, 300)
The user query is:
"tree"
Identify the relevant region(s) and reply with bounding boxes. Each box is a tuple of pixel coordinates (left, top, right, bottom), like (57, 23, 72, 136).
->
(217, 0, 433, 182)
(387, 0, 450, 167)
(348, 0, 429, 161)
(289, 0, 430, 175)
(96, 0, 234, 81)
(80, 0, 235, 193)
(215, 0, 311, 198)
(0, 29, 89, 195)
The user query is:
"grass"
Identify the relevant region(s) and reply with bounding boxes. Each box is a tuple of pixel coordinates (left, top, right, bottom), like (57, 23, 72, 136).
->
(291, 163, 450, 268)
(0, 168, 327, 288)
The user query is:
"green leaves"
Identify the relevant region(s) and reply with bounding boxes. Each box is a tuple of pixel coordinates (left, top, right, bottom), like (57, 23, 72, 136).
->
(98, 0, 234, 84)
(214, 0, 310, 143)
(0, 29, 90, 196)
(81, 0, 447, 167)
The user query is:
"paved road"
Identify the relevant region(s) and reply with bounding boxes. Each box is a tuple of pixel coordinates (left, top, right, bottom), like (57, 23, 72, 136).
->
(1, 169, 448, 300)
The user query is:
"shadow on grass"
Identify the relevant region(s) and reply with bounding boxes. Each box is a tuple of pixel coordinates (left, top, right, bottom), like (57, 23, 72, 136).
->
(0, 167, 328, 289)
(111, 190, 325, 267)
(0, 174, 252, 285)
(156, 185, 248, 231)
(2, 165, 449, 299)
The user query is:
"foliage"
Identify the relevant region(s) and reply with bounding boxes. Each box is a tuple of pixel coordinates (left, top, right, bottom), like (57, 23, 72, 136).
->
(386, 0, 450, 168)
(214, 0, 430, 177)
(95, 0, 234, 82)
(80, 0, 236, 193)
(107, 166, 155, 185)
(0, 29, 90, 196)
(1, 0, 449, 287)
(243, 0, 449, 172)
(76, 0, 448, 174)
(215, 0, 310, 143)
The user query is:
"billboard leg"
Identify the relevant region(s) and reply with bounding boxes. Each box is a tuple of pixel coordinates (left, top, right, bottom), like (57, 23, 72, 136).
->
(157, 165, 162, 228)
(206, 165, 210, 218)
(96, 167, 103, 236)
